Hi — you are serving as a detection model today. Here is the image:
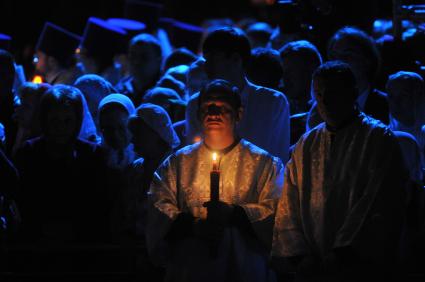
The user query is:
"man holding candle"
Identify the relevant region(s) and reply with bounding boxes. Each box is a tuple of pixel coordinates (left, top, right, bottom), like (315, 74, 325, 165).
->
(146, 79, 284, 282)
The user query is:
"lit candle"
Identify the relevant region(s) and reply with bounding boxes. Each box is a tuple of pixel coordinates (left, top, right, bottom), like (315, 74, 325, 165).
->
(210, 153, 220, 203)
(32, 75, 43, 84)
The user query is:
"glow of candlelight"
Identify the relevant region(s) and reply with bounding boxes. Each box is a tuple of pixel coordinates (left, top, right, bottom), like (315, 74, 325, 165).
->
(212, 153, 218, 171)
(32, 75, 43, 84)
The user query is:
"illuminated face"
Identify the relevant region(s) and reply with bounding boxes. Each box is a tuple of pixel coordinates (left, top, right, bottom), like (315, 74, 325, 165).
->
(99, 105, 131, 150)
(46, 105, 78, 145)
(200, 100, 237, 136)
(313, 78, 355, 128)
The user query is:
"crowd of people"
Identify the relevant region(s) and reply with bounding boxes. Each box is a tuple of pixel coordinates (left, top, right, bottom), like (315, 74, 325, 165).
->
(1, 1, 425, 281)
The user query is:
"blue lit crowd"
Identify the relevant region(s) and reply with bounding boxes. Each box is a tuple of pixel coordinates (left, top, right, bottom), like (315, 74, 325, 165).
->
(1, 1, 425, 281)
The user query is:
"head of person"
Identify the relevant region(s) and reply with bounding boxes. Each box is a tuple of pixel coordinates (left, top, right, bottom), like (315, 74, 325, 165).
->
(163, 47, 198, 72)
(144, 87, 186, 122)
(279, 40, 322, 103)
(312, 61, 359, 129)
(202, 27, 251, 81)
(39, 85, 84, 145)
(34, 22, 81, 76)
(246, 47, 283, 90)
(156, 74, 186, 99)
(386, 71, 425, 127)
(246, 22, 273, 49)
(128, 103, 180, 159)
(74, 74, 116, 120)
(128, 33, 162, 82)
(98, 94, 135, 151)
(197, 79, 243, 143)
(186, 58, 208, 97)
(78, 17, 127, 74)
(0, 49, 15, 95)
(327, 27, 380, 91)
(16, 82, 51, 132)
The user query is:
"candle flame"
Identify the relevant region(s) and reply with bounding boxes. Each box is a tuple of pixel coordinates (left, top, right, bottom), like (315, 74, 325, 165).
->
(212, 152, 217, 161)
(32, 75, 43, 84)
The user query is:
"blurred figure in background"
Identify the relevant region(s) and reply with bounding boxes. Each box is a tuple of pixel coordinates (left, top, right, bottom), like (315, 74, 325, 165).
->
(34, 22, 82, 85)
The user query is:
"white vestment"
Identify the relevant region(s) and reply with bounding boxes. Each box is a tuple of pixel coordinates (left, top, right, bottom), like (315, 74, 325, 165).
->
(147, 139, 284, 282)
(272, 113, 407, 265)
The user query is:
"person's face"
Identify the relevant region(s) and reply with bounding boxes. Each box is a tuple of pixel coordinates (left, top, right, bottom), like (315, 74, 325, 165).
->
(387, 84, 416, 126)
(186, 67, 209, 97)
(313, 78, 355, 128)
(77, 48, 97, 74)
(34, 51, 49, 75)
(200, 100, 238, 137)
(128, 117, 163, 158)
(45, 105, 78, 145)
(204, 52, 238, 80)
(128, 44, 161, 80)
(16, 95, 39, 129)
(281, 54, 316, 101)
(328, 38, 369, 89)
(99, 106, 131, 150)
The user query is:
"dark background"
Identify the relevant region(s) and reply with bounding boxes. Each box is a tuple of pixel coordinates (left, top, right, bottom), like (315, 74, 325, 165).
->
(0, 0, 401, 70)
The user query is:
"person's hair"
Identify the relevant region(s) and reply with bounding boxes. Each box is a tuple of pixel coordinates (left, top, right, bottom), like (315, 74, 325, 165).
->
(280, 40, 322, 68)
(18, 82, 51, 100)
(0, 49, 15, 88)
(312, 60, 358, 95)
(246, 47, 283, 89)
(327, 26, 380, 83)
(39, 85, 84, 138)
(197, 79, 242, 119)
(246, 22, 273, 48)
(164, 47, 198, 72)
(202, 27, 251, 66)
(129, 33, 162, 58)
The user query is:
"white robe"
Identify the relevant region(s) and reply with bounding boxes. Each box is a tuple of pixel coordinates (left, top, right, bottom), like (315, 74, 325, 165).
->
(272, 113, 407, 265)
(146, 139, 284, 282)
(185, 79, 290, 163)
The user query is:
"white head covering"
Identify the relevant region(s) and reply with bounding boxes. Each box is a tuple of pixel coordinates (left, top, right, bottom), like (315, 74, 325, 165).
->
(98, 93, 136, 116)
(76, 90, 99, 143)
(74, 74, 116, 119)
(387, 71, 425, 151)
(134, 103, 180, 149)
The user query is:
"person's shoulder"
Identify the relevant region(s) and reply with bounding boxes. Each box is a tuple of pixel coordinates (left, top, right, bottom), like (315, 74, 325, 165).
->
(248, 81, 289, 107)
(187, 92, 200, 104)
(360, 113, 397, 146)
(361, 113, 391, 134)
(75, 138, 104, 156)
(372, 88, 388, 100)
(175, 142, 202, 157)
(249, 81, 285, 98)
(239, 139, 281, 164)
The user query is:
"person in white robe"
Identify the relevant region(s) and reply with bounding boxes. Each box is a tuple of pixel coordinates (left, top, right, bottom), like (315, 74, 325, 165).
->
(184, 27, 290, 163)
(147, 79, 284, 282)
(272, 61, 408, 281)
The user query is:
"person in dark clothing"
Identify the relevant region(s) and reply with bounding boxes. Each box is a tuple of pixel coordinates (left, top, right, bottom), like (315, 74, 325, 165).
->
(0, 49, 19, 156)
(15, 85, 109, 247)
(327, 26, 389, 124)
(116, 33, 163, 107)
